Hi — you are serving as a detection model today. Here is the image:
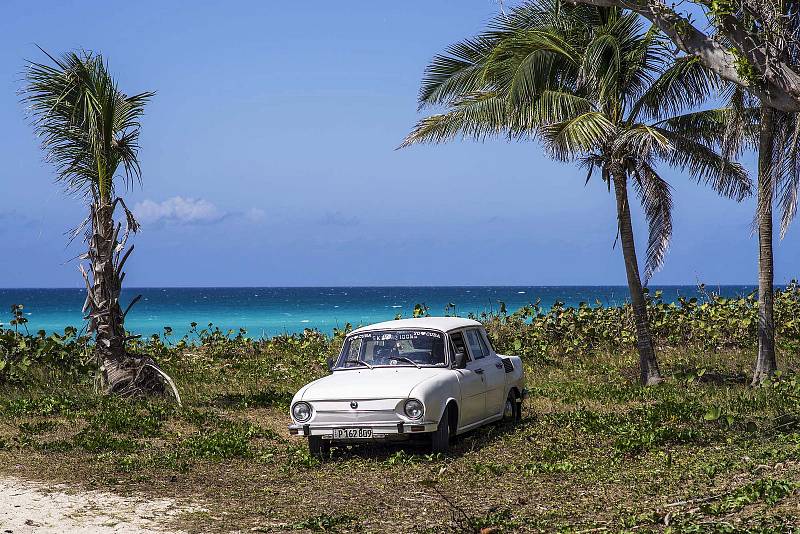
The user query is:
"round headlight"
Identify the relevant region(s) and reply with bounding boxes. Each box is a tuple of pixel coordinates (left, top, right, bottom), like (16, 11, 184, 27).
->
(404, 399, 424, 420)
(292, 401, 312, 422)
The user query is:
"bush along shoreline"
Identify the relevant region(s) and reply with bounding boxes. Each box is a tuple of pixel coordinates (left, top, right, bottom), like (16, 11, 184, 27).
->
(1, 281, 798, 386)
(484, 281, 800, 362)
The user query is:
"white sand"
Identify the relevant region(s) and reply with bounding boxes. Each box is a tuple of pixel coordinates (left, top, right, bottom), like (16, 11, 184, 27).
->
(0, 476, 204, 533)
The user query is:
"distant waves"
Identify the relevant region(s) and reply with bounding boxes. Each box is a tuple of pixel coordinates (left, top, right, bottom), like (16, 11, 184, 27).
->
(0, 285, 758, 338)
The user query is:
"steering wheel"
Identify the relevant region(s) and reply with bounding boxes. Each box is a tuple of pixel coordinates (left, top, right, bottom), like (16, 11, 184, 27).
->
(374, 345, 399, 364)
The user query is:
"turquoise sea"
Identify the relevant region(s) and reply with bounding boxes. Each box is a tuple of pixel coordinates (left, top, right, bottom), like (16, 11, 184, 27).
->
(0, 286, 759, 339)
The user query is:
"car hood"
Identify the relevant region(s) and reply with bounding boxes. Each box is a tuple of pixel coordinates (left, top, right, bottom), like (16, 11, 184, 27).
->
(299, 367, 446, 400)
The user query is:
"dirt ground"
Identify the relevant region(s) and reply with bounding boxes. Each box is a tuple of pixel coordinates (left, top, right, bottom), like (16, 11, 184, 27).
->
(0, 475, 205, 533)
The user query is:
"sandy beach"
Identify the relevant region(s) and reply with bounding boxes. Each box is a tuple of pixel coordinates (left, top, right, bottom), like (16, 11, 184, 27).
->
(0, 476, 202, 533)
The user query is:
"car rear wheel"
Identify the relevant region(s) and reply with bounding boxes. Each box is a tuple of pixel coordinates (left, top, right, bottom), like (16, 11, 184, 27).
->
(502, 391, 521, 424)
(308, 435, 331, 460)
(430, 406, 451, 453)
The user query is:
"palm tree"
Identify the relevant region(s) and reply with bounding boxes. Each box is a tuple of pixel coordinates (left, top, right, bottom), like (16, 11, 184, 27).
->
(401, 2, 751, 385)
(665, 89, 800, 384)
(756, 108, 800, 383)
(23, 49, 179, 400)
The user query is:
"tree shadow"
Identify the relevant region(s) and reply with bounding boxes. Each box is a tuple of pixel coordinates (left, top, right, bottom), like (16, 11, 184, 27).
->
(694, 371, 749, 385)
(207, 389, 292, 409)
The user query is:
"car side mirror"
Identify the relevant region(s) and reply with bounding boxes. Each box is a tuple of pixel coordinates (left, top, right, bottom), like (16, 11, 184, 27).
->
(453, 351, 467, 369)
(326, 357, 335, 372)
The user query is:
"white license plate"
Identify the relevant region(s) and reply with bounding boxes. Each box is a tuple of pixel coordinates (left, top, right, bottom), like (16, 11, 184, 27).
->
(331, 428, 373, 439)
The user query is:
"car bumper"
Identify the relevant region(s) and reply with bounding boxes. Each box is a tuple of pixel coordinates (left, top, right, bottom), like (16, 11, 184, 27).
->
(288, 421, 438, 438)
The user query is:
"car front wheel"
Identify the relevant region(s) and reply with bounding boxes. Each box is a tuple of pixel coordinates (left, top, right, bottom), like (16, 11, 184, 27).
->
(430, 406, 451, 453)
(308, 435, 331, 460)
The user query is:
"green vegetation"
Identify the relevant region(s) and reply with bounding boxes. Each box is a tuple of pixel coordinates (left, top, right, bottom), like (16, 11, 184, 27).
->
(5, 4, 800, 533)
(484, 282, 800, 362)
(1, 288, 800, 532)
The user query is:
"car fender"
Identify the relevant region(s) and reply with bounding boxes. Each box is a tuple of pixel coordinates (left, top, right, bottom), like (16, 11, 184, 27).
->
(408, 371, 460, 424)
(497, 354, 526, 397)
(293, 375, 328, 403)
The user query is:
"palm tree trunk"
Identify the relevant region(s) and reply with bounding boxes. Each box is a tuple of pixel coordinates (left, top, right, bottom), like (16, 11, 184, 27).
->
(753, 106, 777, 385)
(84, 201, 178, 400)
(612, 171, 662, 386)
(89, 201, 129, 389)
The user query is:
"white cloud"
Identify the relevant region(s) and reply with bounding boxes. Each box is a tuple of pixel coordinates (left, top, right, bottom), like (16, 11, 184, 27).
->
(317, 211, 359, 227)
(244, 207, 267, 223)
(134, 197, 226, 225)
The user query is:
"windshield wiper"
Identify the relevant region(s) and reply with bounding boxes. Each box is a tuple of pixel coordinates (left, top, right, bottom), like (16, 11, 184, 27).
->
(344, 359, 373, 369)
(389, 356, 421, 369)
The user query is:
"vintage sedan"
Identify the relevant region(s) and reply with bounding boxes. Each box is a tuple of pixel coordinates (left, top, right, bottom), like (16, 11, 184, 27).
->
(288, 317, 526, 456)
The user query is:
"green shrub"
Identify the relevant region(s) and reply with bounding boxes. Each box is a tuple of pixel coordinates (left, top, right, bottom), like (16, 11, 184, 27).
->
(0, 322, 92, 384)
(2, 282, 798, 384)
(483, 282, 800, 361)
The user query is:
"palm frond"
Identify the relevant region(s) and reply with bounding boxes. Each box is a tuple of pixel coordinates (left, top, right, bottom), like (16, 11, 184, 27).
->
(486, 29, 581, 107)
(418, 36, 498, 109)
(528, 90, 594, 126)
(773, 111, 800, 237)
(630, 163, 673, 281)
(613, 124, 671, 160)
(399, 92, 509, 148)
(655, 126, 752, 201)
(417, 0, 584, 109)
(541, 111, 615, 160)
(620, 25, 668, 107)
(656, 107, 758, 158)
(579, 32, 621, 104)
(22, 49, 153, 201)
(630, 56, 720, 123)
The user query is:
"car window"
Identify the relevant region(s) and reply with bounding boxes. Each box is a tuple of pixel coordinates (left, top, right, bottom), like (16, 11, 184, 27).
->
(465, 329, 486, 359)
(346, 337, 363, 360)
(338, 330, 446, 367)
(477, 331, 491, 356)
(484, 332, 496, 353)
(449, 332, 471, 361)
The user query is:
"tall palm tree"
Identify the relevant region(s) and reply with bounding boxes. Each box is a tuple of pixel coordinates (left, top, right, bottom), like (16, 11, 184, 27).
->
(401, 2, 751, 385)
(665, 88, 800, 384)
(757, 108, 800, 382)
(754, 2, 800, 383)
(23, 49, 178, 400)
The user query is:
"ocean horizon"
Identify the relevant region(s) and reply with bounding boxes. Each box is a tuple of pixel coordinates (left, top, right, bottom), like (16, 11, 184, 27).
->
(0, 285, 762, 339)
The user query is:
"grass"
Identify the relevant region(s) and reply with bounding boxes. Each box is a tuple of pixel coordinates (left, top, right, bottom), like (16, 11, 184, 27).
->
(1, 333, 799, 532)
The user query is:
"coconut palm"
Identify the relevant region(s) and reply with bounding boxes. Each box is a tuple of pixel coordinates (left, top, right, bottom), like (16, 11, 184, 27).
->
(401, 2, 751, 385)
(665, 89, 800, 383)
(23, 49, 178, 400)
(756, 108, 800, 382)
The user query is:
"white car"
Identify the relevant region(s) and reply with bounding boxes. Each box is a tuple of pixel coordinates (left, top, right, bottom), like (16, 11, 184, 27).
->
(288, 317, 526, 456)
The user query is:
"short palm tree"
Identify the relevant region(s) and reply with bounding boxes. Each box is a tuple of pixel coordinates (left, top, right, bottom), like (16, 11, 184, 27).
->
(23, 49, 178, 399)
(401, 2, 751, 385)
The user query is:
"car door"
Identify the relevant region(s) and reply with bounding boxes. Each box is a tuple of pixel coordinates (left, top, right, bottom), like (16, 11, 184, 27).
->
(449, 330, 485, 427)
(464, 328, 504, 418)
(475, 328, 506, 416)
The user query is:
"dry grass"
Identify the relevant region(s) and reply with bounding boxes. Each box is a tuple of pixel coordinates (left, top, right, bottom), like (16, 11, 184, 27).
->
(1, 342, 799, 533)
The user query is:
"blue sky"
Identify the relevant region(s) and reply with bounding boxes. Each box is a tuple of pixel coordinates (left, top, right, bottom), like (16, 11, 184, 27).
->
(0, 1, 797, 287)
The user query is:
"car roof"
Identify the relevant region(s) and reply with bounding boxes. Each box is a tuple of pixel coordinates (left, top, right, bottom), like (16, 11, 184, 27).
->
(350, 317, 483, 334)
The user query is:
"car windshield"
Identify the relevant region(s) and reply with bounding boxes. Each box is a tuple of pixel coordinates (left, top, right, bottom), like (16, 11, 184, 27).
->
(338, 329, 447, 368)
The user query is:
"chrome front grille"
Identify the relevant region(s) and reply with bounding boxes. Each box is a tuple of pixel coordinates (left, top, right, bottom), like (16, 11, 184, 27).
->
(311, 399, 402, 424)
